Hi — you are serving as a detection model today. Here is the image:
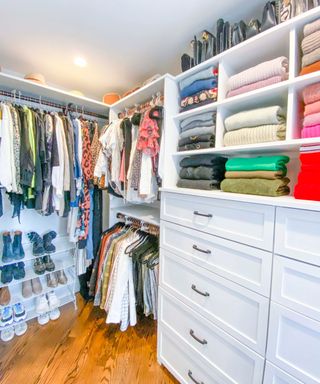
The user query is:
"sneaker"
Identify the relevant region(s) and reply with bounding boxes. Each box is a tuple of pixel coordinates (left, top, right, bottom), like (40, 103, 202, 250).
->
(0, 287, 11, 306)
(43, 255, 55, 272)
(49, 308, 60, 321)
(35, 295, 49, 315)
(37, 313, 49, 325)
(46, 273, 58, 288)
(13, 303, 27, 322)
(0, 326, 14, 342)
(56, 270, 68, 285)
(0, 306, 13, 327)
(22, 280, 33, 298)
(14, 321, 27, 336)
(47, 291, 60, 310)
(31, 277, 43, 294)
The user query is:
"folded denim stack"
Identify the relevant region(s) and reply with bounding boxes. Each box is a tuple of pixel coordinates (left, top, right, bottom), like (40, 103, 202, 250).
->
(300, 18, 320, 76)
(179, 66, 218, 112)
(301, 82, 320, 138)
(227, 56, 289, 98)
(223, 105, 286, 146)
(177, 155, 227, 190)
(178, 112, 216, 151)
(221, 156, 290, 197)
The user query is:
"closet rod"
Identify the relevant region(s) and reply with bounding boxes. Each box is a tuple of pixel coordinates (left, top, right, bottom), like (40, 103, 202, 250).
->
(0, 89, 108, 119)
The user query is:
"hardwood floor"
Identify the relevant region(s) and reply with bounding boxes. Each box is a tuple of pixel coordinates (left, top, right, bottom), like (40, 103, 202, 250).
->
(0, 295, 178, 384)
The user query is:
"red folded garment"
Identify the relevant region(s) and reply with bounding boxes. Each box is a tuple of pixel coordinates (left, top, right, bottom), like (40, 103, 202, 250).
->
(298, 171, 320, 184)
(300, 151, 320, 165)
(294, 183, 320, 201)
(300, 164, 320, 173)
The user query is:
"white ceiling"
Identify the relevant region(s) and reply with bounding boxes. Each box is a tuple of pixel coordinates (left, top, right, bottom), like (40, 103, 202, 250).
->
(0, 0, 265, 100)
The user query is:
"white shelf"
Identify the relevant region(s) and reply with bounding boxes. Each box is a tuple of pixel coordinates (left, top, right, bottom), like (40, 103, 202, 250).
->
(112, 205, 160, 226)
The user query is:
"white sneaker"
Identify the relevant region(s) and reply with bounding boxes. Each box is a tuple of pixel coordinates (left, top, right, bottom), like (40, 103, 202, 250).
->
(0, 327, 14, 342)
(37, 313, 49, 326)
(14, 322, 27, 336)
(47, 291, 60, 310)
(36, 295, 49, 315)
(49, 308, 60, 321)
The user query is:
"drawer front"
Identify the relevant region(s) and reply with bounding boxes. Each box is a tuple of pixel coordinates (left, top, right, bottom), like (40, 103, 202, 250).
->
(160, 249, 269, 354)
(161, 221, 272, 296)
(161, 192, 275, 251)
(275, 207, 320, 266)
(159, 288, 265, 384)
(272, 255, 320, 322)
(267, 303, 320, 384)
(264, 361, 304, 384)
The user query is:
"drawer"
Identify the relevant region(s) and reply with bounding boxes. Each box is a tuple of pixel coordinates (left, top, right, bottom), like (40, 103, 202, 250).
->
(161, 221, 272, 296)
(267, 303, 320, 384)
(161, 192, 275, 250)
(160, 249, 269, 354)
(272, 255, 320, 322)
(275, 207, 320, 266)
(159, 288, 265, 384)
(264, 361, 304, 384)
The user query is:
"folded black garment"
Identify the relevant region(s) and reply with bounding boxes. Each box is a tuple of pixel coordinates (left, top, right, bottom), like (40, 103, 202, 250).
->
(180, 98, 216, 112)
(179, 166, 225, 180)
(180, 154, 228, 168)
(178, 141, 215, 151)
(178, 134, 215, 147)
(177, 179, 221, 190)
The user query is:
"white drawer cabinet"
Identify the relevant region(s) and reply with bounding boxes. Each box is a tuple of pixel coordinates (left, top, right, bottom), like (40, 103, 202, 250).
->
(161, 220, 272, 296)
(264, 362, 304, 384)
(161, 192, 275, 251)
(159, 288, 265, 384)
(275, 207, 320, 266)
(267, 303, 320, 384)
(272, 255, 320, 322)
(160, 249, 269, 354)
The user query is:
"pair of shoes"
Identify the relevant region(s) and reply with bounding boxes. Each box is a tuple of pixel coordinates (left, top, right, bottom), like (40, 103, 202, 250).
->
(22, 278, 42, 298)
(33, 255, 55, 275)
(0, 303, 27, 327)
(36, 292, 60, 315)
(38, 308, 60, 325)
(0, 262, 25, 284)
(46, 270, 68, 288)
(0, 322, 28, 341)
(2, 231, 25, 263)
(27, 231, 57, 256)
(0, 287, 11, 306)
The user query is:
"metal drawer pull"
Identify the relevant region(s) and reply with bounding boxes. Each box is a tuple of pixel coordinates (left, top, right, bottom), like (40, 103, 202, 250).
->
(191, 284, 210, 297)
(193, 211, 213, 218)
(190, 329, 207, 345)
(188, 370, 204, 384)
(193, 245, 211, 254)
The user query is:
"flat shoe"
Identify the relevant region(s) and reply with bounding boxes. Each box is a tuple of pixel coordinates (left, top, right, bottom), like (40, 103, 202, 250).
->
(31, 277, 43, 294)
(46, 273, 58, 288)
(22, 280, 33, 298)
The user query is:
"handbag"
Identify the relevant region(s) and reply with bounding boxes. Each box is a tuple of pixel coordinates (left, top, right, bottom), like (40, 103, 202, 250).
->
(181, 54, 194, 72)
(216, 18, 225, 54)
(191, 36, 202, 66)
(201, 30, 216, 61)
(246, 19, 261, 39)
(231, 21, 247, 47)
(261, 1, 278, 32)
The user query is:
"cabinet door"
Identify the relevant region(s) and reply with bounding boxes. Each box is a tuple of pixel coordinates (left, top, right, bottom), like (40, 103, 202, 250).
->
(264, 361, 304, 384)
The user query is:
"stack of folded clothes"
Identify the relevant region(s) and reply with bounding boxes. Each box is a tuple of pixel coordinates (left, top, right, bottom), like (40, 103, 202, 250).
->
(227, 56, 289, 98)
(294, 147, 320, 201)
(300, 18, 320, 76)
(178, 112, 216, 151)
(177, 154, 227, 190)
(221, 156, 290, 197)
(179, 66, 218, 111)
(223, 105, 286, 146)
(301, 82, 320, 138)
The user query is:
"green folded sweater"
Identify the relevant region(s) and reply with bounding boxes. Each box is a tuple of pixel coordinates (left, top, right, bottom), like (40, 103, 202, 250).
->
(221, 178, 290, 197)
(225, 156, 290, 173)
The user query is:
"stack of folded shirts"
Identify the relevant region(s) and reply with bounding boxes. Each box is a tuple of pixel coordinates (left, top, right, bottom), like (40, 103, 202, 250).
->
(227, 57, 289, 98)
(221, 156, 290, 197)
(300, 18, 320, 76)
(294, 147, 320, 201)
(177, 154, 227, 190)
(178, 112, 216, 151)
(179, 67, 218, 112)
(301, 82, 320, 138)
(223, 105, 286, 146)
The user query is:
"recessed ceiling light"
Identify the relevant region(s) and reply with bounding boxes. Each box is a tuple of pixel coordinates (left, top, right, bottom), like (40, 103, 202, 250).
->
(74, 57, 87, 68)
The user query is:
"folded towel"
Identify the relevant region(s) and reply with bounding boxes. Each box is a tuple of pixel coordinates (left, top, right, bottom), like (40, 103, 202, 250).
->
(180, 155, 227, 168)
(225, 170, 285, 179)
(180, 77, 218, 99)
(294, 183, 320, 201)
(178, 141, 215, 151)
(221, 178, 290, 197)
(226, 156, 290, 172)
(177, 179, 221, 190)
(303, 112, 320, 127)
(179, 125, 215, 140)
(300, 60, 320, 76)
(224, 124, 286, 146)
(304, 100, 320, 116)
(180, 66, 217, 90)
(302, 30, 320, 55)
(303, 18, 320, 38)
(227, 75, 287, 98)
(180, 88, 217, 111)
(180, 166, 225, 180)
(228, 57, 288, 91)
(302, 48, 320, 68)
(303, 82, 320, 104)
(301, 125, 320, 138)
(225, 106, 285, 132)
(179, 134, 215, 146)
(180, 112, 216, 132)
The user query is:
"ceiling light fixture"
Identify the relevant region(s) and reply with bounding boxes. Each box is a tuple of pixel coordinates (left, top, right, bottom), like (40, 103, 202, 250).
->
(74, 57, 87, 68)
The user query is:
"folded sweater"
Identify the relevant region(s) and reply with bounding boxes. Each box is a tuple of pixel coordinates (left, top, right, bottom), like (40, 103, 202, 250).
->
(301, 125, 320, 138)
(178, 141, 215, 151)
(180, 88, 217, 110)
(302, 30, 320, 55)
(221, 178, 290, 197)
(225, 170, 284, 179)
(177, 179, 221, 190)
(303, 112, 320, 127)
(179, 125, 215, 140)
(303, 18, 320, 38)
(180, 77, 218, 99)
(180, 166, 225, 180)
(302, 48, 320, 68)
(180, 155, 227, 168)
(225, 106, 285, 132)
(303, 82, 320, 104)
(225, 156, 290, 172)
(304, 100, 320, 116)
(180, 112, 216, 132)
(180, 66, 217, 90)
(300, 60, 320, 76)
(179, 133, 215, 146)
